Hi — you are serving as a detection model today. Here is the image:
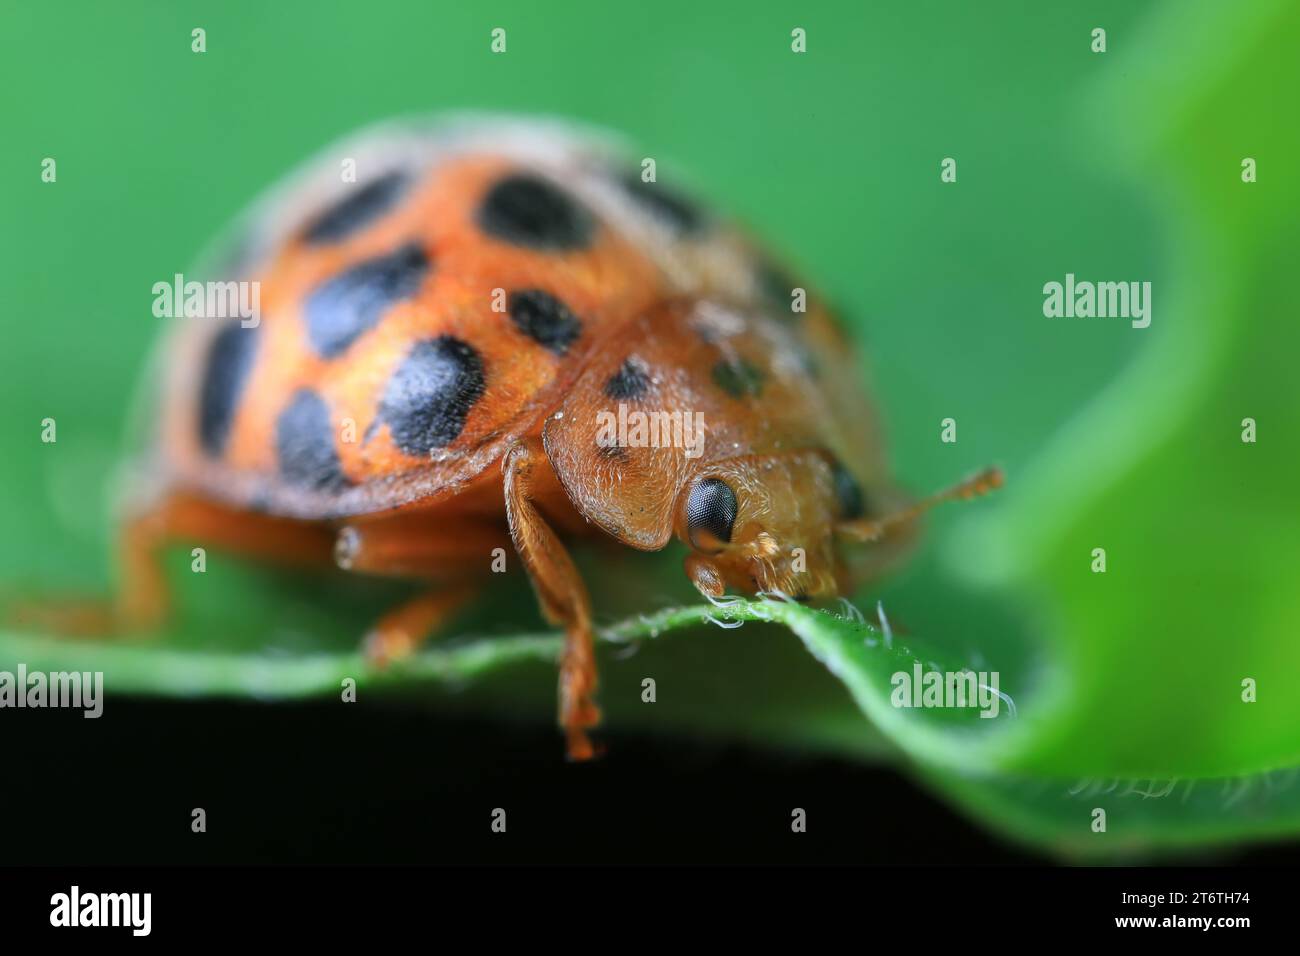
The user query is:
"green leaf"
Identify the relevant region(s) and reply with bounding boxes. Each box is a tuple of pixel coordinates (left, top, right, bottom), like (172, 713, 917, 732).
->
(930, 767, 1300, 859)
(4, 592, 1295, 858)
(943, 0, 1300, 783)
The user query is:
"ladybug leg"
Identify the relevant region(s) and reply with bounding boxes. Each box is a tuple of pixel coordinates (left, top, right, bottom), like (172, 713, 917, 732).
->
(332, 517, 505, 664)
(333, 517, 512, 577)
(11, 491, 335, 637)
(117, 492, 335, 630)
(503, 438, 601, 762)
(359, 586, 480, 667)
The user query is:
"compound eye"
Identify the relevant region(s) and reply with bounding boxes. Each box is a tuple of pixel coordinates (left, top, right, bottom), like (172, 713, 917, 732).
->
(686, 478, 738, 551)
(829, 458, 867, 520)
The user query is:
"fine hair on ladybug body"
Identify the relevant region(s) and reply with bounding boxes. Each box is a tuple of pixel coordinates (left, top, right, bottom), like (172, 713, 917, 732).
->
(101, 115, 1002, 761)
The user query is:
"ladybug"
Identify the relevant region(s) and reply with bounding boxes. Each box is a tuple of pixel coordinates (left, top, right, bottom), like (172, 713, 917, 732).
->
(113, 117, 1000, 760)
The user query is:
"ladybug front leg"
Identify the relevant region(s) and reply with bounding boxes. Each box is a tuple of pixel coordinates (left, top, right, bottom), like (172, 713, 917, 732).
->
(503, 438, 601, 761)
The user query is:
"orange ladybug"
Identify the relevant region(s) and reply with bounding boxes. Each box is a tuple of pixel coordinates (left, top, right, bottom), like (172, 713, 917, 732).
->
(112, 117, 999, 760)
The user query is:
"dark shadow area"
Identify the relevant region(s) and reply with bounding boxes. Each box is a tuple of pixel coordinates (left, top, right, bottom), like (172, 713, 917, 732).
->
(8, 699, 1298, 865)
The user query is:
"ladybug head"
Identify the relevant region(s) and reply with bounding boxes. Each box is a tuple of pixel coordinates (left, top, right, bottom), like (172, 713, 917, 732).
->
(677, 453, 1004, 603)
(676, 452, 846, 602)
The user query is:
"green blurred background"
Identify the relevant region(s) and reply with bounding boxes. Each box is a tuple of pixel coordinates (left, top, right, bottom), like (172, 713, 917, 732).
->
(2, 0, 1297, 859)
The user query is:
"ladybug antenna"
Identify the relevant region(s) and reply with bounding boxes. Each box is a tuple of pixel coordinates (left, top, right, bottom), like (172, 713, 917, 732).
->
(836, 466, 1003, 543)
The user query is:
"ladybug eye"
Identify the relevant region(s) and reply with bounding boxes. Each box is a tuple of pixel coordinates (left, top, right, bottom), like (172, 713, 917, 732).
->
(829, 458, 867, 520)
(686, 478, 738, 551)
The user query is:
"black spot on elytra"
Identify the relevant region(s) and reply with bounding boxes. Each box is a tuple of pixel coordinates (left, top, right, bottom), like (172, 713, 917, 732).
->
(276, 389, 347, 491)
(304, 241, 429, 358)
(621, 173, 706, 234)
(301, 170, 411, 246)
(829, 457, 868, 520)
(604, 356, 650, 400)
(476, 173, 593, 251)
(711, 358, 765, 398)
(378, 336, 486, 456)
(198, 322, 259, 456)
(756, 259, 802, 319)
(508, 289, 583, 355)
